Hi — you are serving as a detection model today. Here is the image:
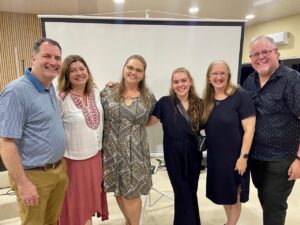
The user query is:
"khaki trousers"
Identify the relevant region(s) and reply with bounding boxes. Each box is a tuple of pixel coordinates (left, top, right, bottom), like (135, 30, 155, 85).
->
(10, 159, 68, 225)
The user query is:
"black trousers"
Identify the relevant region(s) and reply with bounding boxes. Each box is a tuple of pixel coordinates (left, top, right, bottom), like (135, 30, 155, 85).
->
(251, 159, 295, 225)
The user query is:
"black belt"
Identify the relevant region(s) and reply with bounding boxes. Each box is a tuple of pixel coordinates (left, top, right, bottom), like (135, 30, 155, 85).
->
(26, 159, 62, 171)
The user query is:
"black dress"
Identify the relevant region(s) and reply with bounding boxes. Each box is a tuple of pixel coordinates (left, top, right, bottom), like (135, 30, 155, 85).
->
(152, 96, 202, 225)
(205, 88, 256, 204)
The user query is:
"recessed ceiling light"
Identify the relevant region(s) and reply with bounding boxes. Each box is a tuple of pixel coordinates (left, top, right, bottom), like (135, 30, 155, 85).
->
(113, 0, 125, 4)
(245, 14, 255, 20)
(189, 7, 199, 14)
(253, 0, 278, 7)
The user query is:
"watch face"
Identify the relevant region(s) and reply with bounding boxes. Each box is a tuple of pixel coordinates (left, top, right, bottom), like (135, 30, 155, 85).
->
(243, 154, 249, 159)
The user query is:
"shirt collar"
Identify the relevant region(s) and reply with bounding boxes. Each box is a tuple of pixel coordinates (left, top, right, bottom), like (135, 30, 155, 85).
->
(25, 68, 49, 93)
(253, 64, 283, 84)
(267, 64, 282, 82)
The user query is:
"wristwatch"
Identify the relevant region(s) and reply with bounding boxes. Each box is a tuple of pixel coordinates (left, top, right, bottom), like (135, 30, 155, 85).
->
(296, 155, 300, 161)
(241, 153, 249, 159)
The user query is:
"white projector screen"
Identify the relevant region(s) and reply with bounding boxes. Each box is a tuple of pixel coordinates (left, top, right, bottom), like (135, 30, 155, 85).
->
(41, 16, 245, 155)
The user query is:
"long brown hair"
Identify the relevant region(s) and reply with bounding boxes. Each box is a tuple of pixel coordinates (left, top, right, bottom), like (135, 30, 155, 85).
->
(114, 55, 151, 106)
(202, 60, 237, 123)
(170, 67, 204, 132)
(57, 55, 95, 95)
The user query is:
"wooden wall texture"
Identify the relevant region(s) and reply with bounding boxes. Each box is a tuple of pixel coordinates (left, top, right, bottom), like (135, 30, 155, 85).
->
(0, 12, 41, 91)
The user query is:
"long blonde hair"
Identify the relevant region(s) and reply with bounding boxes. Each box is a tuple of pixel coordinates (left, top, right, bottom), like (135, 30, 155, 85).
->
(170, 67, 204, 132)
(114, 55, 151, 106)
(202, 60, 237, 123)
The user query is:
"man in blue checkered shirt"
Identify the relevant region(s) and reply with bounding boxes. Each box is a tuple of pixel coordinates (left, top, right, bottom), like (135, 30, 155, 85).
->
(0, 37, 68, 225)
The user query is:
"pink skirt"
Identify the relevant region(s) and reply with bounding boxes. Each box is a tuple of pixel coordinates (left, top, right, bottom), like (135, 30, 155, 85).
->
(58, 151, 109, 225)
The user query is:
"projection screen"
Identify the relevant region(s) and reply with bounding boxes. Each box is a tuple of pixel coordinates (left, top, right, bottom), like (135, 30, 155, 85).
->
(41, 16, 245, 155)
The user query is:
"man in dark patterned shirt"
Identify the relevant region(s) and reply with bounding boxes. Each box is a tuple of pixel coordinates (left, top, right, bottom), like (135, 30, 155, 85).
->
(243, 35, 300, 225)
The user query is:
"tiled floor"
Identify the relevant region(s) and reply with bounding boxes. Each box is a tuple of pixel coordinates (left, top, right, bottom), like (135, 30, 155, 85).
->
(1, 163, 299, 225)
(92, 166, 300, 225)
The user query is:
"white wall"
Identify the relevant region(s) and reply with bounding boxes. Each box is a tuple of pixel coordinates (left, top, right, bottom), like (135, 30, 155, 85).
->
(42, 16, 244, 154)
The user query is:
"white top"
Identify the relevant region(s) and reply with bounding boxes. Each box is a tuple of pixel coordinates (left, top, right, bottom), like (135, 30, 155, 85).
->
(58, 88, 104, 160)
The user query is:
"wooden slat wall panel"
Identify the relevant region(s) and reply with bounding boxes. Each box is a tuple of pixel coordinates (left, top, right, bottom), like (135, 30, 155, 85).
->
(0, 12, 41, 91)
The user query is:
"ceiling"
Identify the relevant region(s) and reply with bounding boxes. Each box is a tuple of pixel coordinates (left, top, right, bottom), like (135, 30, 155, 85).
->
(1, 0, 300, 26)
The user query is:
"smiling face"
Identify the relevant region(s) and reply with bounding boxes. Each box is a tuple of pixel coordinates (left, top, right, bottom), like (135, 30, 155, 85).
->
(172, 71, 192, 98)
(250, 38, 279, 77)
(208, 63, 229, 92)
(123, 58, 145, 86)
(31, 41, 62, 87)
(69, 61, 89, 89)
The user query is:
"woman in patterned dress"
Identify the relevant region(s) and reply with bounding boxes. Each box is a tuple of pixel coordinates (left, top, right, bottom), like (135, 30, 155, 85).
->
(100, 55, 156, 225)
(57, 55, 108, 225)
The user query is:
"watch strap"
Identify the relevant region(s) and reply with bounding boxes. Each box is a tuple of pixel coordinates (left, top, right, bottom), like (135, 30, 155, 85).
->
(241, 153, 249, 159)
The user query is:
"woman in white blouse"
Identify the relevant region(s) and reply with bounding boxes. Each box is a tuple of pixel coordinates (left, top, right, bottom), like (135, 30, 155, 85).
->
(57, 55, 108, 225)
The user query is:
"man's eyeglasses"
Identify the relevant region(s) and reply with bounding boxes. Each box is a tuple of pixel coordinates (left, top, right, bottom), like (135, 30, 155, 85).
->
(249, 49, 276, 59)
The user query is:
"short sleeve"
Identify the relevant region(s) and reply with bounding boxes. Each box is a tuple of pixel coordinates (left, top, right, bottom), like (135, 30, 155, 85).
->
(285, 71, 300, 117)
(100, 86, 115, 105)
(237, 88, 256, 120)
(242, 76, 251, 90)
(100, 86, 108, 100)
(0, 88, 25, 139)
(242, 73, 258, 100)
(152, 96, 165, 119)
(57, 92, 66, 116)
(148, 91, 157, 115)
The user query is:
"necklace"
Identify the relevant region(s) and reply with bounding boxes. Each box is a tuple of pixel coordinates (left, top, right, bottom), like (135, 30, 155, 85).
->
(123, 93, 140, 106)
(123, 94, 140, 99)
(123, 96, 139, 107)
(123, 96, 135, 100)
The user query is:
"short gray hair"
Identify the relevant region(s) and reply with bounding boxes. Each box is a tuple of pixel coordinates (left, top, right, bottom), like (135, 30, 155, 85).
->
(250, 35, 276, 48)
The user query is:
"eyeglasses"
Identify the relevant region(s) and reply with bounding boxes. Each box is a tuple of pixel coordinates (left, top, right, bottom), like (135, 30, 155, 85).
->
(125, 65, 144, 74)
(249, 49, 276, 59)
(210, 72, 227, 77)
